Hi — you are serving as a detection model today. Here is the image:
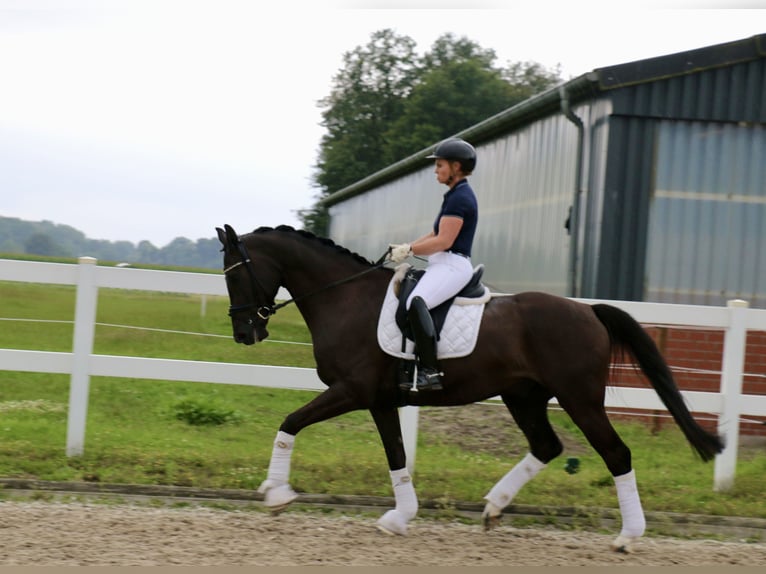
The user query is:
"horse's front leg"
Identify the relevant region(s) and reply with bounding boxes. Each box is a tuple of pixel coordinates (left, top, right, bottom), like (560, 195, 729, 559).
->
(257, 430, 299, 514)
(370, 407, 419, 536)
(257, 384, 359, 514)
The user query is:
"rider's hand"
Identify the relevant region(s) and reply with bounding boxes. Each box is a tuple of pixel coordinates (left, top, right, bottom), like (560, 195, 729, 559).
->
(388, 243, 413, 264)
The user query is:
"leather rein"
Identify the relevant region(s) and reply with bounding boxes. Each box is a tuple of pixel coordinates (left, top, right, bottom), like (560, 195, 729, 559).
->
(224, 240, 390, 322)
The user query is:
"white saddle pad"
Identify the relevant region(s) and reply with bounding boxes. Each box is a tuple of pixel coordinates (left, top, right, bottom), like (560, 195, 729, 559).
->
(377, 268, 490, 360)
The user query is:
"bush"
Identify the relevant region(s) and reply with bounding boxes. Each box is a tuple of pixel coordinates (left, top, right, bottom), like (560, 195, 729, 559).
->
(172, 399, 243, 426)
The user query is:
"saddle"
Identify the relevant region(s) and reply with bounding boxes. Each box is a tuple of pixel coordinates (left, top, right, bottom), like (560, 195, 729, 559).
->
(394, 264, 486, 341)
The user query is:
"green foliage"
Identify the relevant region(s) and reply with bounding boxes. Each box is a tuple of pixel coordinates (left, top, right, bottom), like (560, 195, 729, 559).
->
(0, 215, 222, 268)
(383, 59, 515, 163)
(302, 29, 421, 236)
(172, 399, 243, 426)
(299, 30, 562, 234)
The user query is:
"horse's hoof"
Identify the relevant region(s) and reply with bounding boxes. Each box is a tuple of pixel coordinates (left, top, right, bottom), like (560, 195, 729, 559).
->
(610, 535, 636, 554)
(261, 483, 298, 514)
(269, 506, 288, 516)
(376, 509, 408, 536)
(482, 501, 502, 531)
(482, 512, 502, 531)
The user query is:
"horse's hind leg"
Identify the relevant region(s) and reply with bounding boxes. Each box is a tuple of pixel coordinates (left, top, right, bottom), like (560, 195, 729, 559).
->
(558, 397, 646, 553)
(483, 384, 562, 530)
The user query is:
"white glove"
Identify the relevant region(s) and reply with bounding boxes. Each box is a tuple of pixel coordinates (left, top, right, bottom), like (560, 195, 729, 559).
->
(388, 243, 413, 263)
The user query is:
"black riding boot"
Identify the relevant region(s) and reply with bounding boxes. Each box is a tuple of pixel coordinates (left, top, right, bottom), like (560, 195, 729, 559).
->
(408, 296, 443, 391)
(398, 360, 415, 391)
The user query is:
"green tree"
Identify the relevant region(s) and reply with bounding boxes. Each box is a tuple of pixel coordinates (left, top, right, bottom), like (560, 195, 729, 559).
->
(160, 237, 196, 266)
(24, 233, 68, 257)
(298, 31, 561, 235)
(136, 240, 160, 263)
(385, 34, 561, 162)
(502, 60, 563, 102)
(301, 29, 420, 235)
(194, 237, 222, 269)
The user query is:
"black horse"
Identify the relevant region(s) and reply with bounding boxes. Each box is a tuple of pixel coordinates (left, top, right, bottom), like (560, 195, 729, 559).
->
(216, 224, 723, 553)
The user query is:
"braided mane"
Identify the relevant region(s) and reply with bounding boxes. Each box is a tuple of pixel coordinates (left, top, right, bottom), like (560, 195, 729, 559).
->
(251, 225, 375, 267)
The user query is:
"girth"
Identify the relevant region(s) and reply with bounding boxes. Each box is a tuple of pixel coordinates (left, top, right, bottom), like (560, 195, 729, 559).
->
(394, 264, 486, 340)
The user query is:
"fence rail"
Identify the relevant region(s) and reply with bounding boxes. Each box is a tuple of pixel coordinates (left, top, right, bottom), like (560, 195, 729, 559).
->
(1, 257, 765, 491)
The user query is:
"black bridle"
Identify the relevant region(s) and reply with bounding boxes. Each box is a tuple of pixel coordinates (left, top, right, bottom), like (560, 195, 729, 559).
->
(224, 239, 390, 322)
(224, 240, 277, 321)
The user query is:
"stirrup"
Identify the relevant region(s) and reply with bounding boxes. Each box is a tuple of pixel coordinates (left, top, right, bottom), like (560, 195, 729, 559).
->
(398, 360, 415, 391)
(416, 367, 443, 391)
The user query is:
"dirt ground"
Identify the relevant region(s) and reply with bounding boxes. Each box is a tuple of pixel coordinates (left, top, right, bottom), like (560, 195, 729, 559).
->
(1, 500, 765, 566)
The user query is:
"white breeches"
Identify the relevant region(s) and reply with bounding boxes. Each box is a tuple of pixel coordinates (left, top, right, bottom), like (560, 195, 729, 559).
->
(406, 251, 474, 309)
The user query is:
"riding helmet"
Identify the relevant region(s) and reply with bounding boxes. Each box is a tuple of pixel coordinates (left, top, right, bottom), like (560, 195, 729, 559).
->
(426, 138, 477, 173)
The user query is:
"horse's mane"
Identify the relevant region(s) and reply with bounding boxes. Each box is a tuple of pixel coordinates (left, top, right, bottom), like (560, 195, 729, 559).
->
(250, 225, 376, 267)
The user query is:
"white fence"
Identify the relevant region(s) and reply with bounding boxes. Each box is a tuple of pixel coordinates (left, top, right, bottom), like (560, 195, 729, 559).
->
(1, 257, 765, 491)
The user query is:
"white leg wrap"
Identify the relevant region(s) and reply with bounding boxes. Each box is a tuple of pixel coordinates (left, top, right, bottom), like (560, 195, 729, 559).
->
(376, 468, 418, 536)
(484, 453, 547, 510)
(258, 431, 298, 510)
(390, 467, 418, 519)
(264, 430, 294, 486)
(613, 469, 646, 539)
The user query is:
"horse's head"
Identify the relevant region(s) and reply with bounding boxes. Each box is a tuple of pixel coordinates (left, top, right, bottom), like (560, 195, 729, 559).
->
(216, 224, 280, 345)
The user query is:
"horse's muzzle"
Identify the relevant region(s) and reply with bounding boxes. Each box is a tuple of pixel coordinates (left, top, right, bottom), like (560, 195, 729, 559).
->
(234, 330, 255, 345)
(232, 322, 268, 345)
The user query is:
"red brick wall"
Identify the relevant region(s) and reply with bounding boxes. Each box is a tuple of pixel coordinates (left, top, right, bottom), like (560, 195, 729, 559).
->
(606, 327, 766, 436)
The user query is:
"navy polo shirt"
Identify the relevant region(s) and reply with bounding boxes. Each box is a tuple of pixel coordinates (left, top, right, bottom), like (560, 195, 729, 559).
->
(432, 179, 478, 257)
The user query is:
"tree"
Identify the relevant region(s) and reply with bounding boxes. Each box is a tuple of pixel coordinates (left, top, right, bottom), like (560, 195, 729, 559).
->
(316, 29, 419, 190)
(160, 237, 196, 266)
(384, 35, 561, 162)
(136, 240, 160, 263)
(24, 233, 67, 257)
(301, 29, 420, 235)
(299, 31, 562, 235)
(195, 237, 222, 269)
(383, 58, 515, 162)
(502, 60, 563, 102)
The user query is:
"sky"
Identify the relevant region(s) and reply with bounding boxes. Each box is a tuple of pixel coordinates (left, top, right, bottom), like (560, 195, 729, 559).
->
(0, 0, 764, 248)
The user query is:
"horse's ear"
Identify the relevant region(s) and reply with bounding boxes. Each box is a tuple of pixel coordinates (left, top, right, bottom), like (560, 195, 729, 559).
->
(216, 227, 227, 247)
(223, 224, 240, 246)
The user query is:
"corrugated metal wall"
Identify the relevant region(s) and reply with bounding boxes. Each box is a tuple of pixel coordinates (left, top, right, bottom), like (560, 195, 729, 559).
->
(645, 120, 766, 307)
(578, 106, 612, 298)
(329, 106, 602, 295)
(597, 55, 766, 307)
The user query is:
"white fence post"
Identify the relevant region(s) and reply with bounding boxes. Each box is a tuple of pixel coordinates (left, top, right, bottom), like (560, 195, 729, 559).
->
(400, 406, 419, 476)
(713, 299, 749, 491)
(66, 257, 99, 456)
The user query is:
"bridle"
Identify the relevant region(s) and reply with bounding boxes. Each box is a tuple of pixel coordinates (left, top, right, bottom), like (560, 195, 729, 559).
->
(224, 240, 277, 322)
(224, 239, 390, 323)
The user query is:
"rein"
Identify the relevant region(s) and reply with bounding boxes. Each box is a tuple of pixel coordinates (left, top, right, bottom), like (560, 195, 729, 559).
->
(226, 241, 391, 320)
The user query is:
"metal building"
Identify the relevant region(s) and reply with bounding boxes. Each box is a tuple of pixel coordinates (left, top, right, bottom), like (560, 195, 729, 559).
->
(323, 34, 766, 309)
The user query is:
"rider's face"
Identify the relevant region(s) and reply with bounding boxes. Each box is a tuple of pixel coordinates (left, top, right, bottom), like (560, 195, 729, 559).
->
(434, 159, 461, 185)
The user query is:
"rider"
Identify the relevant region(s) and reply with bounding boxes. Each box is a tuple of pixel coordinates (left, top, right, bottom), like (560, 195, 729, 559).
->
(388, 137, 479, 391)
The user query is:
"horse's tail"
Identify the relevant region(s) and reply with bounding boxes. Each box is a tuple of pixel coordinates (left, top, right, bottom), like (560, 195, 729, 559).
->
(591, 303, 724, 462)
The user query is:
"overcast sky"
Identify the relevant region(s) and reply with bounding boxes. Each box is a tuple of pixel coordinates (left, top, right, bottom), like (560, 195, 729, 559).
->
(0, 0, 763, 247)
